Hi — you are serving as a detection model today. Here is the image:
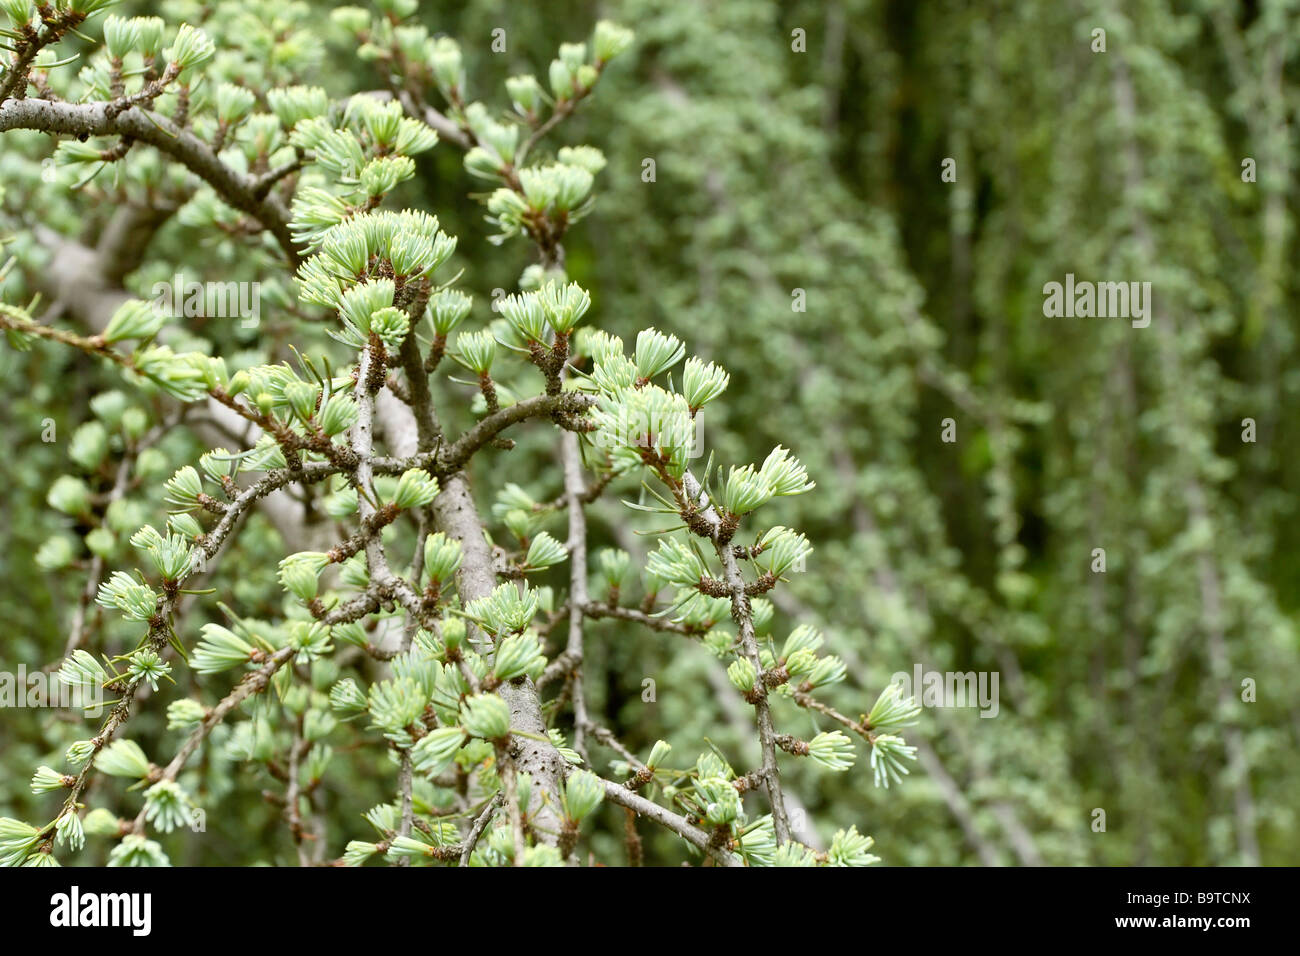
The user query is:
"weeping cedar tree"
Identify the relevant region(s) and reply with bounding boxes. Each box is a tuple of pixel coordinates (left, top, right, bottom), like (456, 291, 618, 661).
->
(0, 1, 913, 867)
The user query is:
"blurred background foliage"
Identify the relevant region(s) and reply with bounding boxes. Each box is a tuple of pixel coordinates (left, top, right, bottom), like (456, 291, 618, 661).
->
(1, 0, 1297, 865)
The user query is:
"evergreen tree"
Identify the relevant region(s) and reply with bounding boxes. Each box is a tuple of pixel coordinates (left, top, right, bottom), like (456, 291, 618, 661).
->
(1, 0, 1295, 866)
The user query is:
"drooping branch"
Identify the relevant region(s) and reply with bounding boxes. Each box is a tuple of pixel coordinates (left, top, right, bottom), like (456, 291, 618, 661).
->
(17, 221, 331, 552)
(127, 644, 297, 837)
(40, 451, 330, 840)
(376, 391, 572, 846)
(1110, 53, 1259, 867)
(435, 391, 594, 474)
(0, 98, 301, 265)
(596, 776, 741, 867)
(580, 601, 709, 636)
(680, 471, 792, 844)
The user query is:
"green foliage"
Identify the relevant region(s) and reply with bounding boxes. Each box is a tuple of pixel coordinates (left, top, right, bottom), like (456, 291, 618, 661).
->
(0, 0, 1295, 870)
